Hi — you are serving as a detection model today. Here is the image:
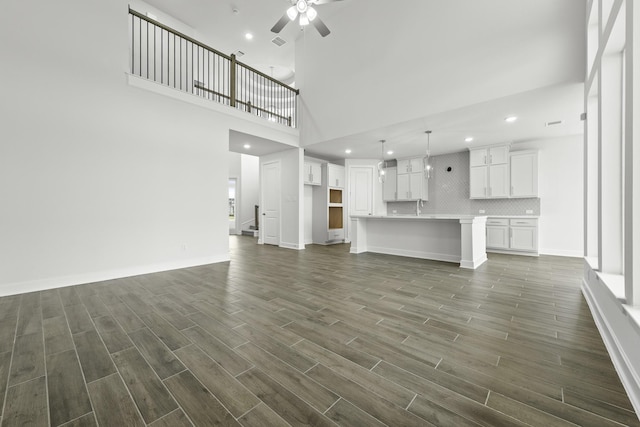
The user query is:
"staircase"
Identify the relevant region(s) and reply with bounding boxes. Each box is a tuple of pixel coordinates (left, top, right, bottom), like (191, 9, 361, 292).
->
(241, 205, 260, 237)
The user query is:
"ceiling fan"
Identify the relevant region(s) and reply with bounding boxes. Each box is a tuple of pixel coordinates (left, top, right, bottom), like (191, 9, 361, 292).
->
(271, 0, 343, 38)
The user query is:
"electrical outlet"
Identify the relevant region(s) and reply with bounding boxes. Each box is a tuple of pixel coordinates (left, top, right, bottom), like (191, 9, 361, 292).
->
(526, 209, 533, 214)
(479, 209, 486, 214)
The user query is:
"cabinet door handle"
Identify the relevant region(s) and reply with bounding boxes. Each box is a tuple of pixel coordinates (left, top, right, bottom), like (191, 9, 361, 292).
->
(511, 186, 514, 195)
(489, 154, 493, 164)
(484, 187, 487, 196)
(483, 155, 487, 165)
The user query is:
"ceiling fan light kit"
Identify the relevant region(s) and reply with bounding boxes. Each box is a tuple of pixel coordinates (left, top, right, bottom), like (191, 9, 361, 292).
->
(272, 0, 342, 37)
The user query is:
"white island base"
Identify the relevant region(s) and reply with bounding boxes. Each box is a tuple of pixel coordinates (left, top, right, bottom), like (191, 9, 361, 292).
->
(350, 215, 488, 269)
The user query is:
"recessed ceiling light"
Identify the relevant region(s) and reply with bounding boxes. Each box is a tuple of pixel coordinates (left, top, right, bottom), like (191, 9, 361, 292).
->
(505, 115, 518, 123)
(387, 150, 394, 155)
(345, 149, 352, 154)
(243, 144, 251, 149)
(464, 137, 474, 143)
(245, 33, 253, 40)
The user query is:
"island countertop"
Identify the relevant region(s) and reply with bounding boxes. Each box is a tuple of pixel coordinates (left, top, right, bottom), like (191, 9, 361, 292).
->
(350, 214, 487, 221)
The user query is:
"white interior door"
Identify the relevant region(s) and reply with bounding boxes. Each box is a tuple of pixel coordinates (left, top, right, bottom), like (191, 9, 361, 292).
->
(348, 166, 373, 241)
(261, 160, 280, 246)
(350, 167, 373, 216)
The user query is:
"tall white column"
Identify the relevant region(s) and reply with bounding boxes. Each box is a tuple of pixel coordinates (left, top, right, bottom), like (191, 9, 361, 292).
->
(625, 0, 640, 305)
(599, 52, 624, 274)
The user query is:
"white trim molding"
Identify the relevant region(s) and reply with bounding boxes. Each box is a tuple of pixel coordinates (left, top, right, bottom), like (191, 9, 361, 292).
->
(0, 255, 230, 298)
(582, 260, 640, 417)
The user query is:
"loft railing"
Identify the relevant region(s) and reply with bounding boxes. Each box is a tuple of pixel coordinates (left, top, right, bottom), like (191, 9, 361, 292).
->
(129, 8, 299, 128)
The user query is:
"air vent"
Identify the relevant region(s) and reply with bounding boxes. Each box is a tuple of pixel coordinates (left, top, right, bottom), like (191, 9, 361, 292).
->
(545, 120, 563, 127)
(271, 36, 287, 47)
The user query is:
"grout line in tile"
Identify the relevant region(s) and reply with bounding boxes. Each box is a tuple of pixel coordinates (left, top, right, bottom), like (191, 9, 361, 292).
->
(405, 393, 418, 410)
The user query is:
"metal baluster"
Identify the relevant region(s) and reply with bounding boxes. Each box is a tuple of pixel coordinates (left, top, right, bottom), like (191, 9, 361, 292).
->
(173, 34, 176, 89)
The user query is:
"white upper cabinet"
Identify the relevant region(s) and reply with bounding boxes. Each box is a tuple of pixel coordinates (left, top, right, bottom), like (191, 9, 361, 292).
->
(469, 166, 489, 198)
(382, 167, 397, 201)
(393, 157, 428, 201)
(396, 171, 428, 201)
(304, 161, 321, 186)
(510, 151, 538, 197)
(397, 157, 423, 174)
(469, 145, 510, 199)
(469, 145, 508, 167)
(488, 163, 509, 198)
(327, 164, 345, 188)
(488, 145, 509, 165)
(469, 145, 536, 199)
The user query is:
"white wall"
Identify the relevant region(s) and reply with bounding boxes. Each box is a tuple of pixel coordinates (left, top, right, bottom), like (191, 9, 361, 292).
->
(0, 0, 296, 296)
(296, 0, 585, 146)
(515, 135, 584, 257)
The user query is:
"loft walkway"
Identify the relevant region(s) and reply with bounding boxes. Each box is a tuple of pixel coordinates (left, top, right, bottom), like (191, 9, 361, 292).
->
(129, 8, 299, 128)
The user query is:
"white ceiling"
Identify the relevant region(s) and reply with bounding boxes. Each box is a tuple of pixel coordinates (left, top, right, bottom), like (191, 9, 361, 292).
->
(142, 0, 585, 161)
(304, 83, 584, 161)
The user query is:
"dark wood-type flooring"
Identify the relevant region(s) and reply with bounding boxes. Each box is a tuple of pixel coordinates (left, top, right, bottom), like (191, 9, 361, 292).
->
(0, 236, 639, 426)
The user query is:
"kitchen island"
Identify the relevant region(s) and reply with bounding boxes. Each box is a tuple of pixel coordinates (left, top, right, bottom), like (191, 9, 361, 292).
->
(350, 215, 488, 269)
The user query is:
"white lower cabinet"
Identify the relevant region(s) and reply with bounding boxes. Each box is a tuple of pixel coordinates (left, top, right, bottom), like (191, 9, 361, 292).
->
(486, 218, 509, 249)
(509, 218, 538, 252)
(486, 217, 538, 255)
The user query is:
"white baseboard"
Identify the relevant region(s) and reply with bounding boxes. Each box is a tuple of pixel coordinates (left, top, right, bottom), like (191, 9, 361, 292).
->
(460, 254, 488, 269)
(279, 242, 305, 250)
(540, 248, 582, 257)
(0, 254, 230, 298)
(365, 245, 460, 265)
(582, 276, 640, 418)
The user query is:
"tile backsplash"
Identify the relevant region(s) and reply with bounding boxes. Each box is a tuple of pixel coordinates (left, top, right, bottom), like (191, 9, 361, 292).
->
(387, 151, 540, 216)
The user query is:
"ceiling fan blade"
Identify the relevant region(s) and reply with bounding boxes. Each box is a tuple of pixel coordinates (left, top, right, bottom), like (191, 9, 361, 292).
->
(312, 0, 344, 4)
(271, 13, 291, 33)
(312, 15, 331, 37)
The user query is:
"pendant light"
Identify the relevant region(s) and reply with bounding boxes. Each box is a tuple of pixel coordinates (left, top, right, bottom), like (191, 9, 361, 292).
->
(424, 130, 433, 179)
(377, 139, 386, 183)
